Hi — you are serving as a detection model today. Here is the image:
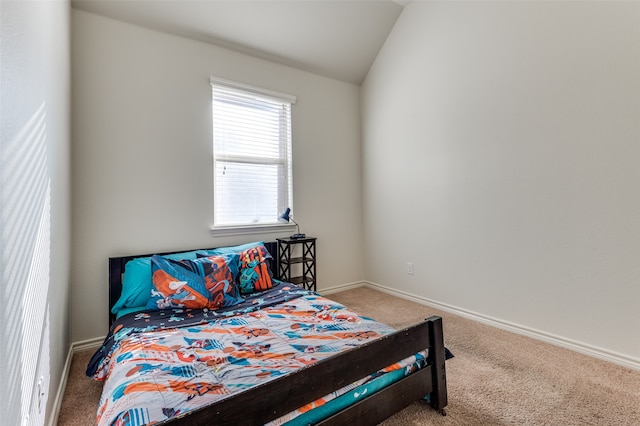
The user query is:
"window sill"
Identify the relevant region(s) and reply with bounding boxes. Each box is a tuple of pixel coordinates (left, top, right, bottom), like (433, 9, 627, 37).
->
(210, 223, 297, 237)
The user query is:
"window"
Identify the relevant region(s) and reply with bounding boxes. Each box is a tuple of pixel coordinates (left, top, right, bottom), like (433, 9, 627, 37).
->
(211, 77, 296, 230)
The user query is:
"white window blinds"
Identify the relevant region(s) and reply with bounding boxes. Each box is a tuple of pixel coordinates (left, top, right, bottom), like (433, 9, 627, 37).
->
(211, 77, 295, 228)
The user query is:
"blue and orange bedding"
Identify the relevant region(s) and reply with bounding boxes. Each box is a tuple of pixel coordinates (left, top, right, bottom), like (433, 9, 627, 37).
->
(88, 283, 428, 425)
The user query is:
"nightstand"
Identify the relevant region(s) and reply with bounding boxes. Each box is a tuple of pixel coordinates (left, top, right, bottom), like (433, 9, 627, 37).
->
(277, 237, 316, 291)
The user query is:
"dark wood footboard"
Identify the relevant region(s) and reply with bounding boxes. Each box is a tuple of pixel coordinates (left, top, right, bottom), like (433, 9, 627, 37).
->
(163, 316, 448, 425)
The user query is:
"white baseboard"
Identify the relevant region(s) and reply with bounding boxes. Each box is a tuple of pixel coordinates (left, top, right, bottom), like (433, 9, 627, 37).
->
(363, 281, 640, 372)
(48, 346, 73, 426)
(72, 336, 105, 353)
(318, 281, 366, 296)
(48, 336, 105, 426)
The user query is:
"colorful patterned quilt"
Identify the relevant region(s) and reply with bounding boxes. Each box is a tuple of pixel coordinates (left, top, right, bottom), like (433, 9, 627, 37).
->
(88, 284, 426, 425)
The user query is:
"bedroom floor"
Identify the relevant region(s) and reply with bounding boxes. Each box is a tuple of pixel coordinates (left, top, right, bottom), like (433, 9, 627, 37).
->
(57, 287, 640, 425)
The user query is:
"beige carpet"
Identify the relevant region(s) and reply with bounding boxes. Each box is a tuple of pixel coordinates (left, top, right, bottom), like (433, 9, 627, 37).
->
(57, 287, 640, 425)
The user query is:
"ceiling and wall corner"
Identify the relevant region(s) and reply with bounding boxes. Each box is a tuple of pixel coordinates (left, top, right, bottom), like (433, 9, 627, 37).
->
(70, 0, 404, 85)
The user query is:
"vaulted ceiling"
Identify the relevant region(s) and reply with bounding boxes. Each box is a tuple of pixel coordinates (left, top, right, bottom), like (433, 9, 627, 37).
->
(71, 0, 406, 84)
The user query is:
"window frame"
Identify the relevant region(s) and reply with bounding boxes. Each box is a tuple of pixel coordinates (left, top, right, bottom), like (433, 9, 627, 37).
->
(209, 77, 297, 236)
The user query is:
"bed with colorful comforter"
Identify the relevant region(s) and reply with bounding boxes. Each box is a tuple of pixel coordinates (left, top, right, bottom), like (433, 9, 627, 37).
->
(89, 242, 449, 425)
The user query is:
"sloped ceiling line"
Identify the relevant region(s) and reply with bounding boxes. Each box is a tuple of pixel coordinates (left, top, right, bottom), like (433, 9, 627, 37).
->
(71, 0, 404, 84)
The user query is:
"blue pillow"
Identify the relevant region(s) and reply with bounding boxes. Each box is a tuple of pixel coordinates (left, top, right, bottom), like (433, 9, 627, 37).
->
(111, 250, 203, 316)
(202, 241, 265, 256)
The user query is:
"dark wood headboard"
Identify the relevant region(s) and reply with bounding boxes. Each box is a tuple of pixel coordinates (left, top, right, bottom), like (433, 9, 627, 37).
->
(108, 241, 278, 326)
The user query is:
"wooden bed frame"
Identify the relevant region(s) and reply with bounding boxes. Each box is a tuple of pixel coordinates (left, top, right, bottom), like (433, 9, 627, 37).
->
(107, 242, 448, 425)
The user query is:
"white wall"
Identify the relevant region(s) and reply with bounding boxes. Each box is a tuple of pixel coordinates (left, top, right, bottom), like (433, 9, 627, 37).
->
(362, 1, 640, 362)
(71, 10, 363, 342)
(1, 0, 71, 424)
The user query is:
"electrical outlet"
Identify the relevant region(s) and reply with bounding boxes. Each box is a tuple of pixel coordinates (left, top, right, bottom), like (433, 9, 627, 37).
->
(407, 262, 414, 275)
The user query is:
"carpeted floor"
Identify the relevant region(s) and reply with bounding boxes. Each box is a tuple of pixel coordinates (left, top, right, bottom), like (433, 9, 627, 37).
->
(57, 287, 640, 425)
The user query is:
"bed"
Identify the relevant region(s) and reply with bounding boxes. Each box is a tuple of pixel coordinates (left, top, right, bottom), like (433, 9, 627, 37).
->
(87, 241, 449, 425)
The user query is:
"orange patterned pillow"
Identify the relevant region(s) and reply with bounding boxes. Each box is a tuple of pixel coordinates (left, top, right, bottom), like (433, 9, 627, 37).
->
(146, 254, 241, 310)
(237, 245, 273, 294)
